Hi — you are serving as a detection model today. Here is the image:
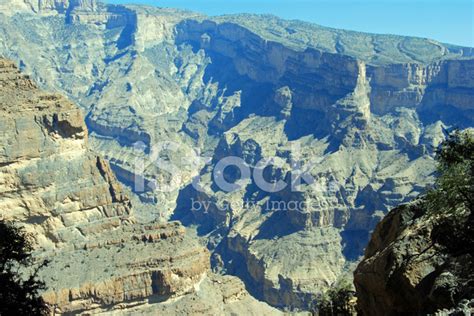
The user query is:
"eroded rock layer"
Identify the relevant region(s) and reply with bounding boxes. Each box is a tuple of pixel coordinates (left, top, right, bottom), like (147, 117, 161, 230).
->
(0, 59, 211, 314)
(0, 1, 473, 310)
(0, 57, 284, 315)
(354, 201, 473, 315)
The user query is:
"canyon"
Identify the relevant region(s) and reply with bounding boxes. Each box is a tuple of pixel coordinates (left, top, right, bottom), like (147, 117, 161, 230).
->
(0, 0, 473, 312)
(0, 58, 281, 314)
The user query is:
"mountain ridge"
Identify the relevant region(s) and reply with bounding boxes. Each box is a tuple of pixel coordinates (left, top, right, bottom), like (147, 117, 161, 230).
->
(0, 1, 473, 311)
(1, 0, 473, 65)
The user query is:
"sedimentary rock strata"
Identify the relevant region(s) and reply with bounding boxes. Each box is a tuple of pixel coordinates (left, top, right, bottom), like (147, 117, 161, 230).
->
(354, 200, 474, 315)
(0, 1, 473, 310)
(0, 57, 282, 314)
(0, 59, 211, 313)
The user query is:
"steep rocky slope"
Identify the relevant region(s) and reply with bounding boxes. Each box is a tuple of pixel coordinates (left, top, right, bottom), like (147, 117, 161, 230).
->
(0, 0, 473, 310)
(0, 58, 282, 314)
(354, 130, 474, 315)
(354, 200, 473, 315)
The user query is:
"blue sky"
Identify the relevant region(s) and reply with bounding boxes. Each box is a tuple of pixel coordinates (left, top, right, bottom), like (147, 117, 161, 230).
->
(105, 0, 473, 47)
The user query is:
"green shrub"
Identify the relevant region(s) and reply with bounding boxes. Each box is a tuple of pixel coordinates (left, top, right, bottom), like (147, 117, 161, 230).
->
(0, 220, 49, 315)
(426, 130, 474, 255)
(316, 279, 356, 316)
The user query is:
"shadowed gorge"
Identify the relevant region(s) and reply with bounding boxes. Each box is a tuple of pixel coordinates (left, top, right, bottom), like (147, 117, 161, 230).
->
(0, 0, 473, 313)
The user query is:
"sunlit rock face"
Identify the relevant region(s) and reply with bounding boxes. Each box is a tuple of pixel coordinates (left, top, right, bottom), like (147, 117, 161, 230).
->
(0, 58, 211, 313)
(0, 57, 282, 314)
(0, 2, 473, 310)
(0, 0, 97, 15)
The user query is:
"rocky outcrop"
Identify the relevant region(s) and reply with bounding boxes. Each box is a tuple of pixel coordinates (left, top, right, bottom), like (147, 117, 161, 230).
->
(177, 19, 474, 128)
(176, 19, 362, 115)
(111, 274, 285, 315)
(354, 201, 473, 315)
(212, 14, 474, 65)
(1, 3, 474, 311)
(39, 222, 210, 313)
(368, 60, 474, 126)
(171, 19, 474, 310)
(0, 58, 210, 314)
(0, 58, 283, 315)
(0, 0, 98, 15)
(0, 57, 131, 249)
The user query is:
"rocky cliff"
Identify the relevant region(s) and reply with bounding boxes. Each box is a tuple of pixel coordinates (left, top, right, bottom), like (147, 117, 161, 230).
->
(0, 1, 473, 311)
(171, 18, 474, 309)
(354, 201, 473, 315)
(354, 130, 474, 315)
(0, 0, 99, 16)
(0, 58, 282, 314)
(0, 57, 208, 313)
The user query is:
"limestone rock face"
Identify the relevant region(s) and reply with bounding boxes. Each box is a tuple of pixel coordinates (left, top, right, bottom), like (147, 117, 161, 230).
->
(0, 58, 280, 315)
(0, 0, 97, 15)
(0, 3, 473, 311)
(111, 274, 285, 315)
(0, 58, 210, 314)
(353, 201, 473, 315)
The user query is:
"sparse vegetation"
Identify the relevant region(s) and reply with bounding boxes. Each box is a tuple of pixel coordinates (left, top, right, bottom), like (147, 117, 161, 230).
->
(424, 130, 474, 304)
(427, 130, 474, 255)
(0, 220, 49, 315)
(314, 278, 356, 316)
(354, 130, 474, 314)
